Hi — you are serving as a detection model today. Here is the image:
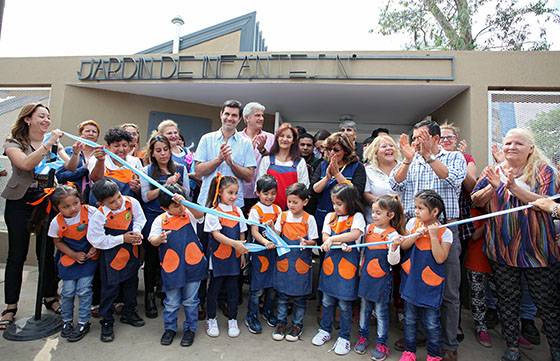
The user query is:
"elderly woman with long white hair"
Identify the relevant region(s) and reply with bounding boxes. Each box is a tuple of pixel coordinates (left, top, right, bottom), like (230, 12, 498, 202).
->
(472, 128, 560, 361)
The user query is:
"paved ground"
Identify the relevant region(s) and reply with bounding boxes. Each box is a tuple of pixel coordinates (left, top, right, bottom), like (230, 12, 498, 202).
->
(0, 264, 550, 361)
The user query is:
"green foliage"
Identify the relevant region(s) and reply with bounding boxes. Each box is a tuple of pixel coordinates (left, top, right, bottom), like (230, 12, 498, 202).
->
(529, 107, 560, 160)
(377, 0, 560, 50)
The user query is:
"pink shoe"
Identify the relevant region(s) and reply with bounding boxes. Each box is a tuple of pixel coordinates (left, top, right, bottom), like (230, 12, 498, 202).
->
(399, 351, 417, 361)
(476, 330, 492, 348)
(371, 343, 390, 361)
(426, 355, 442, 361)
(518, 335, 533, 350)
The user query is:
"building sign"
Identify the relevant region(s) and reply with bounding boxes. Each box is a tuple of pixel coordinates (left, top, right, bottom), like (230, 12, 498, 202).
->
(77, 54, 454, 82)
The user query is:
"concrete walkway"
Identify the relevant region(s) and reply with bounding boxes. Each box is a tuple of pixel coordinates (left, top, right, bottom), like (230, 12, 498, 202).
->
(0, 265, 550, 361)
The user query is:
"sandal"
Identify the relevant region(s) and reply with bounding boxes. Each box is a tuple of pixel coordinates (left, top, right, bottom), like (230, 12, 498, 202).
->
(0, 307, 18, 330)
(43, 298, 61, 314)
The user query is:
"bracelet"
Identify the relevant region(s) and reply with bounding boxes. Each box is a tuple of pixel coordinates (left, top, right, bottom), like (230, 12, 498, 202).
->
(402, 160, 412, 165)
(41, 143, 49, 153)
(552, 204, 560, 219)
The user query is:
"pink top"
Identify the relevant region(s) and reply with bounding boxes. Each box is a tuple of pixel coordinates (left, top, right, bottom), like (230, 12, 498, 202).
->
(239, 128, 275, 199)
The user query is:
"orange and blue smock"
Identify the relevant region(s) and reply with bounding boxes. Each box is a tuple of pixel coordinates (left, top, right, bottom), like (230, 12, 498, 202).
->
(318, 214, 360, 301)
(358, 225, 396, 303)
(207, 206, 242, 277)
(89, 167, 136, 205)
(99, 197, 141, 285)
(314, 161, 360, 236)
(55, 205, 98, 280)
(141, 164, 186, 238)
(250, 203, 281, 291)
(273, 212, 313, 296)
(400, 220, 447, 309)
(159, 212, 208, 291)
(265, 155, 299, 210)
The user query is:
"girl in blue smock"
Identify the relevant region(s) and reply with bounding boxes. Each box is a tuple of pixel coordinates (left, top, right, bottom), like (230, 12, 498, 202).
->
(312, 183, 365, 355)
(355, 195, 405, 360)
(398, 190, 453, 361)
(203, 175, 249, 338)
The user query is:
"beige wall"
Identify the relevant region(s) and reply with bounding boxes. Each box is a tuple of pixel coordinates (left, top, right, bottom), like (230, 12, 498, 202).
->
(59, 86, 223, 144)
(1, 51, 560, 263)
(181, 31, 242, 55)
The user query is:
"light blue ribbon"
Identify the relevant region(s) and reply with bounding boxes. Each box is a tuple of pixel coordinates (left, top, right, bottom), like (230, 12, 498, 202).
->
(63, 131, 290, 256)
(63, 131, 559, 254)
(34, 133, 64, 175)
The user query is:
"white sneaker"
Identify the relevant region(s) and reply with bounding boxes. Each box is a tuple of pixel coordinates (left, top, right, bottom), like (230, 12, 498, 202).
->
(228, 319, 240, 337)
(206, 318, 219, 337)
(311, 329, 331, 346)
(332, 337, 351, 355)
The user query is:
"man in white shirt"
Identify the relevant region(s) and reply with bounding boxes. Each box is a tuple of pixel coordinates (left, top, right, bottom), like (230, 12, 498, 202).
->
(239, 102, 275, 212)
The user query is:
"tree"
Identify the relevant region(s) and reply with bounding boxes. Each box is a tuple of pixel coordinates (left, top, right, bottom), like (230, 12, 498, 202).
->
(529, 107, 560, 161)
(376, 0, 560, 50)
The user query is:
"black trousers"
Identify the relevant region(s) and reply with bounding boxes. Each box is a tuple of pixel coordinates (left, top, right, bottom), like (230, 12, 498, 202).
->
(4, 195, 58, 304)
(142, 239, 160, 294)
(197, 222, 209, 308)
(207, 273, 239, 320)
(491, 262, 560, 350)
(99, 273, 139, 324)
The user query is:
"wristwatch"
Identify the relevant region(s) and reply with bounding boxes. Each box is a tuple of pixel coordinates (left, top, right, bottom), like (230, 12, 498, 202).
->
(425, 154, 437, 163)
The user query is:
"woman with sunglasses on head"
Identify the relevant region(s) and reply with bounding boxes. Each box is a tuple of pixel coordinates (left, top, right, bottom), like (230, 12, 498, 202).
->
(310, 132, 366, 241)
(1, 103, 80, 329)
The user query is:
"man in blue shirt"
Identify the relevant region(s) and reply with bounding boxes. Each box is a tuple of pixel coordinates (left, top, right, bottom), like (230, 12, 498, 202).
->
(195, 99, 257, 209)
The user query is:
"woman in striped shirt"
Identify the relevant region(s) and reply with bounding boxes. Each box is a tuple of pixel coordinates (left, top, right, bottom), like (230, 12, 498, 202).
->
(472, 128, 560, 361)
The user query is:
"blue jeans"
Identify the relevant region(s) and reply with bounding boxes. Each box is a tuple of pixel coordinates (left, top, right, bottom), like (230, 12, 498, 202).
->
(404, 301, 441, 357)
(61, 275, 94, 324)
(163, 281, 201, 332)
(359, 298, 389, 345)
(320, 293, 353, 341)
(276, 292, 306, 327)
(248, 287, 275, 318)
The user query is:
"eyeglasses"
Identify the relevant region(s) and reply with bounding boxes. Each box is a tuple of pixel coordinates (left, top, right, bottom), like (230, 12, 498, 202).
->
(440, 135, 457, 141)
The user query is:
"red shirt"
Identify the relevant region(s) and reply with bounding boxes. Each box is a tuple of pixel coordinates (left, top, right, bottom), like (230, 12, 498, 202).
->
(464, 208, 491, 273)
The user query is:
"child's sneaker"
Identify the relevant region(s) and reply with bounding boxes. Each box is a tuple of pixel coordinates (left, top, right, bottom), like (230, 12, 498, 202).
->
(245, 315, 263, 334)
(272, 323, 287, 341)
(399, 351, 416, 361)
(263, 310, 278, 327)
(228, 319, 240, 337)
(206, 318, 219, 337)
(332, 337, 351, 355)
(61, 321, 74, 338)
(476, 330, 492, 348)
(371, 343, 390, 361)
(160, 329, 176, 346)
(354, 336, 368, 354)
(285, 324, 302, 342)
(426, 355, 442, 361)
(68, 322, 90, 342)
(312, 329, 331, 346)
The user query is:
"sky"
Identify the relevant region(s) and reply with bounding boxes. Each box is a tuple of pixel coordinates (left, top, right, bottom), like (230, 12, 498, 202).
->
(0, 0, 559, 57)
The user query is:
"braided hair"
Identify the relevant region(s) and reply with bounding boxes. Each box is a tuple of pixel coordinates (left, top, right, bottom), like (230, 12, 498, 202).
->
(414, 189, 447, 224)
